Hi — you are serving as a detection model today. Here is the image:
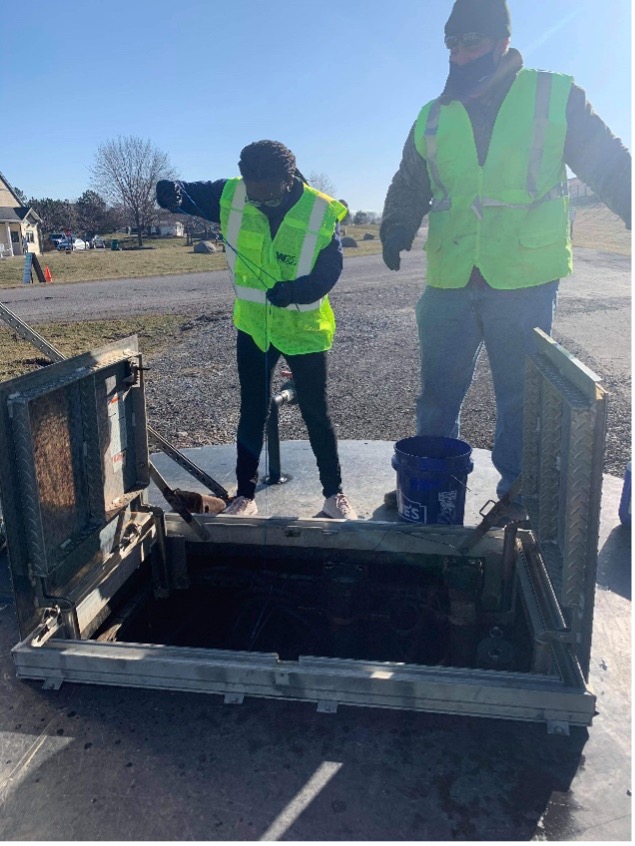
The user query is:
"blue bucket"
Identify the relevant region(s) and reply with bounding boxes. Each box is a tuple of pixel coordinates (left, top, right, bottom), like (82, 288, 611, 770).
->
(391, 436, 473, 525)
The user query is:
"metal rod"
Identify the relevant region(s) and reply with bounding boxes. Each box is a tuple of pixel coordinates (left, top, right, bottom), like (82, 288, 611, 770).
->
(265, 399, 282, 483)
(148, 464, 211, 541)
(263, 381, 296, 486)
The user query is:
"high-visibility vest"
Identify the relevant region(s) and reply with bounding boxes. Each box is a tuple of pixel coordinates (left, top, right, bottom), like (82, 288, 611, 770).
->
(219, 179, 347, 353)
(414, 68, 574, 289)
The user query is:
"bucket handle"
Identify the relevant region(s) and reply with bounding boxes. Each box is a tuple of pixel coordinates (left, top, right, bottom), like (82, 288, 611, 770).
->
(450, 467, 473, 490)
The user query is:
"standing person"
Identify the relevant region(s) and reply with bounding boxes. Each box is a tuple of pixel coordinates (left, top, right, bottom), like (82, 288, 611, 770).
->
(569, 204, 577, 239)
(156, 140, 357, 519)
(380, 0, 631, 502)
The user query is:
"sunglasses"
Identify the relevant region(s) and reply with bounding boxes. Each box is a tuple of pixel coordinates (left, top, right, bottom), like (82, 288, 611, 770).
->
(246, 195, 285, 209)
(444, 32, 490, 51)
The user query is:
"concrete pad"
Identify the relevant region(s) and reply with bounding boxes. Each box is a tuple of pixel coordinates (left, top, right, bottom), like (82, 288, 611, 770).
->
(0, 441, 630, 841)
(148, 440, 502, 524)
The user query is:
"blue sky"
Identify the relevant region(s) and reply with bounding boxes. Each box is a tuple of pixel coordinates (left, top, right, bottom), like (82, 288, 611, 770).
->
(1, 0, 631, 213)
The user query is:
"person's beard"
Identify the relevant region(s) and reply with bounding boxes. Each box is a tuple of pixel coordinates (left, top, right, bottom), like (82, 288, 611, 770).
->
(447, 49, 498, 96)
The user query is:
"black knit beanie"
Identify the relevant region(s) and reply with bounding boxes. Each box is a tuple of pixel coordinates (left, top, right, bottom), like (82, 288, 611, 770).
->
(445, 0, 511, 38)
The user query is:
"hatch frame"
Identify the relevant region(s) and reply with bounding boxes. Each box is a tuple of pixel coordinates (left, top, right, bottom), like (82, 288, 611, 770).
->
(2, 331, 606, 730)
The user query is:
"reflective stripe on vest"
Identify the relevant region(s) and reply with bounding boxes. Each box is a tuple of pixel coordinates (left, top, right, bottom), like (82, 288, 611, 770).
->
(296, 196, 331, 277)
(425, 100, 452, 213)
(224, 180, 246, 276)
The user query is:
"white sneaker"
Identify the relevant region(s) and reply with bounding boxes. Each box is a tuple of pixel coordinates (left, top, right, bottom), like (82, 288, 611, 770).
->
(223, 496, 258, 517)
(322, 493, 357, 520)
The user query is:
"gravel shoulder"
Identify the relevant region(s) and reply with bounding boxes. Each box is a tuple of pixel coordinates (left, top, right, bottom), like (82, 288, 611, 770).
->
(141, 248, 630, 479)
(0, 247, 628, 479)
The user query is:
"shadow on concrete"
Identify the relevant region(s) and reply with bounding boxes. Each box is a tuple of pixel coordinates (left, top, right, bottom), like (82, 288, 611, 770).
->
(596, 525, 631, 600)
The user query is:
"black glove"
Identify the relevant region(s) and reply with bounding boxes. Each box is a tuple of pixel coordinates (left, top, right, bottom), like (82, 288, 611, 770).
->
(382, 227, 412, 271)
(156, 180, 182, 211)
(266, 281, 294, 308)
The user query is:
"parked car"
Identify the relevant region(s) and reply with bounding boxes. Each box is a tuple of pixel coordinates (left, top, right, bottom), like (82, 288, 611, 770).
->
(56, 237, 87, 251)
(48, 233, 65, 245)
(90, 236, 106, 249)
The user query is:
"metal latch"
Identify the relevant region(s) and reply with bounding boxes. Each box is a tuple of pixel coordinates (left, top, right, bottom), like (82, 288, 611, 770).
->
(535, 628, 575, 645)
(123, 357, 150, 386)
(30, 607, 63, 647)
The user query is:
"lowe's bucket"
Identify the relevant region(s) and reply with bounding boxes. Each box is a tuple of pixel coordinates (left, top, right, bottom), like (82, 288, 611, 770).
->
(391, 436, 473, 525)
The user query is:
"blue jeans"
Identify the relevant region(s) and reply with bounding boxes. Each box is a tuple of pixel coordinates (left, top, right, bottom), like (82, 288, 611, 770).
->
(415, 273, 559, 498)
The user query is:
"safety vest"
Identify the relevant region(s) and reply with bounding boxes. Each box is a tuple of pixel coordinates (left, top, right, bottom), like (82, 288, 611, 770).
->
(414, 69, 574, 289)
(219, 179, 347, 354)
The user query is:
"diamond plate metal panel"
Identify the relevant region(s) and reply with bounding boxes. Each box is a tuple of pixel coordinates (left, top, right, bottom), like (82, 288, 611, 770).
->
(521, 361, 541, 498)
(537, 378, 562, 548)
(9, 374, 96, 576)
(522, 330, 607, 679)
(9, 398, 49, 576)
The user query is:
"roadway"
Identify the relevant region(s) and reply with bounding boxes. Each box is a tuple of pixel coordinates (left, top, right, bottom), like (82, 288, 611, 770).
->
(1, 245, 630, 384)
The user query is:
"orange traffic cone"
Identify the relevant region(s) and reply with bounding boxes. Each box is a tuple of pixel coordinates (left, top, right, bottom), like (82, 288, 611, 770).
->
(44, 265, 52, 283)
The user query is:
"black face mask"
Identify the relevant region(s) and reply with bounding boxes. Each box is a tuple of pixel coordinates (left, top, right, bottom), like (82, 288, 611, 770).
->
(446, 48, 498, 96)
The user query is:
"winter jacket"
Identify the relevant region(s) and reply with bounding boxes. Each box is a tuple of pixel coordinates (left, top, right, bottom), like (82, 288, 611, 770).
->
(381, 48, 632, 274)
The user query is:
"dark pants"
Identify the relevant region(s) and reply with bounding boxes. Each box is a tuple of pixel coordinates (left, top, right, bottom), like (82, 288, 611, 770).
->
(235, 330, 343, 499)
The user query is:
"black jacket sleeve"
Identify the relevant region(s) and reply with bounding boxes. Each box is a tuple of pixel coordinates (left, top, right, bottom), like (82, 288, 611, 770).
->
(380, 124, 432, 246)
(564, 84, 631, 228)
(162, 179, 227, 222)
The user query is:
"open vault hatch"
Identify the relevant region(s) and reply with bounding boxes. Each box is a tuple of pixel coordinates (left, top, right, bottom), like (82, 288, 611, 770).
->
(0, 331, 606, 733)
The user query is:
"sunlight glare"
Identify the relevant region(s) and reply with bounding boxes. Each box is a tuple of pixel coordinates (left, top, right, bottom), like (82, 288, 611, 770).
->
(260, 760, 343, 841)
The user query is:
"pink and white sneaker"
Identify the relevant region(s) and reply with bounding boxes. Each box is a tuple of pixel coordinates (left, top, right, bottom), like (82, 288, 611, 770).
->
(322, 493, 357, 520)
(223, 496, 258, 517)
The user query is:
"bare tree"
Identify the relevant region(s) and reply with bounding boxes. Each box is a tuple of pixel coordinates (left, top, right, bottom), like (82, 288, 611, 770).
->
(308, 171, 336, 197)
(91, 136, 176, 246)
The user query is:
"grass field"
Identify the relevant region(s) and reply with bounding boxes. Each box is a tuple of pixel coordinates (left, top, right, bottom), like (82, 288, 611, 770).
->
(0, 314, 186, 381)
(0, 209, 628, 289)
(571, 203, 631, 254)
(0, 224, 383, 288)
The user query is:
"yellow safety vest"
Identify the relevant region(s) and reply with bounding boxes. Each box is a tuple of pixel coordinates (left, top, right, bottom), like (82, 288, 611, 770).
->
(414, 69, 574, 289)
(219, 179, 347, 353)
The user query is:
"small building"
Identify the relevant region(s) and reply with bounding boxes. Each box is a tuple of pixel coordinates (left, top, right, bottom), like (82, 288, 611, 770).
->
(568, 176, 594, 202)
(0, 171, 43, 257)
(153, 219, 184, 237)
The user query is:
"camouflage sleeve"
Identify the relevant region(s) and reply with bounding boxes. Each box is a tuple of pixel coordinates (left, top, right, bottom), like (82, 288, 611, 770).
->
(380, 123, 433, 244)
(565, 84, 631, 228)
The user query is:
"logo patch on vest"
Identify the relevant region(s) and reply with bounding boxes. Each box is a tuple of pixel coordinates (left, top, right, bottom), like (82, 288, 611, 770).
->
(276, 252, 297, 266)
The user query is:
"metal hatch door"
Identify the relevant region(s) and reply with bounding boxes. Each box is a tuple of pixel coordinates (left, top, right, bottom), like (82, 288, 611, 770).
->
(0, 337, 152, 642)
(522, 329, 608, 680)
